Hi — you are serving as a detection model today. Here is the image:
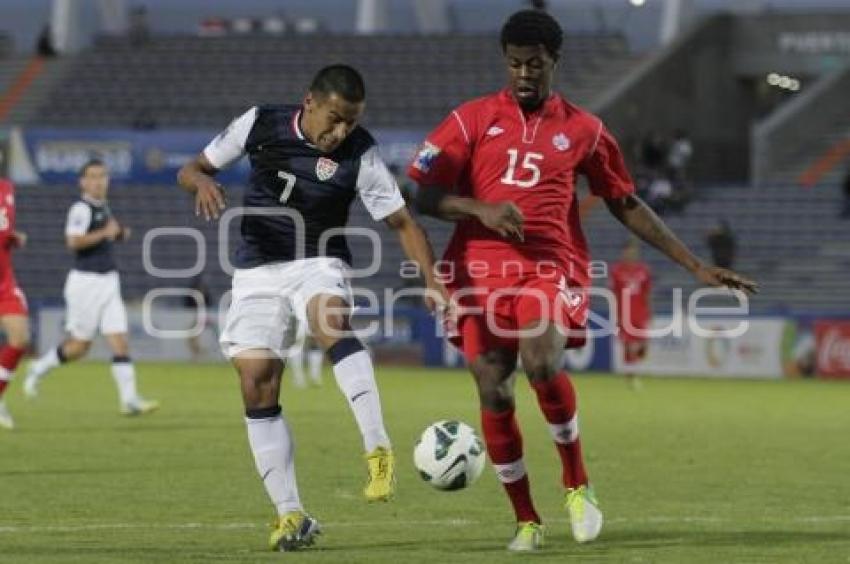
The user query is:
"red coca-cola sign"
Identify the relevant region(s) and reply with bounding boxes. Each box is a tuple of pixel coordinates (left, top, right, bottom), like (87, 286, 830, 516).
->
(815, 321, 850, 379)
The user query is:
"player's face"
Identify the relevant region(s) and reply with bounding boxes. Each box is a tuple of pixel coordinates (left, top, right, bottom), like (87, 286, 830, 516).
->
(302, 92, 364, 153)
(79, 164, 110, 200)
(504, 43, 556, 111)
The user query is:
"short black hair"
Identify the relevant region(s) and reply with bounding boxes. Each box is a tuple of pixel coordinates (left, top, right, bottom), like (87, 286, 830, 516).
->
(79, 158, 106, 177)
(500, 9, 563, 59)
(309, 64, 366, 103)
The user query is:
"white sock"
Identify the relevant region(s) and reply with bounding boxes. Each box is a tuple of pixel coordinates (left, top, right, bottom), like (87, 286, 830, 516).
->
(289, 348, 306, 388)
(245, 410, 302, 515)
(29, 347, 62, 381)
(307, 349, 323, 384)
(332, 348, 390, 452)
(111, 360, 139, 406)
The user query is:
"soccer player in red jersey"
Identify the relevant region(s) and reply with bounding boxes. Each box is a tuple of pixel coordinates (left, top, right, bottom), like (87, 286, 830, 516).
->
(409, 10, 757, 551)
(610, 239, 652, 387)
(0, 178, 30, 430)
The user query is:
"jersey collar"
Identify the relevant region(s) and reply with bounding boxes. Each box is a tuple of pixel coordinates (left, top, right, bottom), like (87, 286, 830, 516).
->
(501, 88, 557, 117)
(292, 108, 318, 149)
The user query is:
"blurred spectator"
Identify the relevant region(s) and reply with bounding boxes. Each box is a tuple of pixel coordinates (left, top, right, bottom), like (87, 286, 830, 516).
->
(640, 131, 667, 176)
(841, 166, 850, 219)
(36, 25, 57, 57)
(667, 129, 693, 190)
(526, 0, 549, 10)
(128, 6, 151, 45)
(645, 176, 673, 215)
(706, 219, 736, 269)
(183, 274, 214, 361)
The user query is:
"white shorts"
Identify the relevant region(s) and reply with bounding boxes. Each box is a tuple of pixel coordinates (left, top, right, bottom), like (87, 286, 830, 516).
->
(220, 257, 352, 359)
(63, 270, 128, 340)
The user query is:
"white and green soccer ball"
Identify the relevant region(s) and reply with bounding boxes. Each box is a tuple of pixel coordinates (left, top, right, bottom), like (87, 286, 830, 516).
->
(413, 420, 485, 491)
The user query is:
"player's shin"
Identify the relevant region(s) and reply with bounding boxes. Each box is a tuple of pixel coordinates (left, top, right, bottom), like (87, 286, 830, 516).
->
(245, 405, 303, 515)
(481, 407, 541, 524)
(530, 372, 588, 488)
(328, 338, 390, 451)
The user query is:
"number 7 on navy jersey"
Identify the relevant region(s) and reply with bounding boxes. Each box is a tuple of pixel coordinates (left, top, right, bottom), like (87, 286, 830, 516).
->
(277, 170, 296, 204)
(501, 149, 543, 188)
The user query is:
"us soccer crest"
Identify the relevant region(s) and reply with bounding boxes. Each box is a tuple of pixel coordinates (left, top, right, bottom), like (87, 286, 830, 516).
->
(552, 133, 570, 152)
(315, 157, 339, 181)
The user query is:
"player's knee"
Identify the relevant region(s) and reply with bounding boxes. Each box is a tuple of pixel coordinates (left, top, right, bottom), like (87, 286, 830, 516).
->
(471, 367, 514, 411)
(6, 331, 29, 349)
(523, 357, 559, 382)
(63, 339, 90, 360)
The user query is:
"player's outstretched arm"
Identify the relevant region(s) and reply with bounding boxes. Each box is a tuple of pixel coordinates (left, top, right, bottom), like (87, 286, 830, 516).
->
(384, 206, 452, 314)
(177, 154, 227, 221)
(414, 185, 525, 241)
(605, 194, 758, 294)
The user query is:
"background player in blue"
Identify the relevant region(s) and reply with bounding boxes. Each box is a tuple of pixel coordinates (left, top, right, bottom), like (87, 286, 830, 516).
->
(177, 65, 449, 552)
(24, 160, 159, 416)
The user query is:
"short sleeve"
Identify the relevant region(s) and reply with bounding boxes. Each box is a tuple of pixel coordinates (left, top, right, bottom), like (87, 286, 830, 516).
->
(357, 146, 406, 221)
(65, 202, 92, 237)
(407, 108, 473, 188)
(203, 107, 258, 170)
(579, 122, 635, 199)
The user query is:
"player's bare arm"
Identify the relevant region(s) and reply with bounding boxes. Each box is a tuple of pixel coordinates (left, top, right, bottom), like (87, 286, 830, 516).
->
(384, 206, 452, 313)
(177, 154, 228, 220)
(605, 193, 758, 294)
(415, 185, 525, 241)
(65, 218, 122, 251)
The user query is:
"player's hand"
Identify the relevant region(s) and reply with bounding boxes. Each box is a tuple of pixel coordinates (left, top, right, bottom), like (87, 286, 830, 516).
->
(195, 179, 227, 221)
(424, 281, 456, 321)
(475, 201, 525, 242)
(694, 264, 759, 294)
(117, 226, 132, 241)
(103, 218, 122, 240)
(11, 231, 27, 248)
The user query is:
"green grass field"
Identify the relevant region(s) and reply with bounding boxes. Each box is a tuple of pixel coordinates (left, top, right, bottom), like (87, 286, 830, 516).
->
(1, 363, 849, 563)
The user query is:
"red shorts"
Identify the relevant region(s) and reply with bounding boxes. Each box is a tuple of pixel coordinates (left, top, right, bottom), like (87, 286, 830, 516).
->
(0, 286, 28, 316)
(446, 273, 588, 364)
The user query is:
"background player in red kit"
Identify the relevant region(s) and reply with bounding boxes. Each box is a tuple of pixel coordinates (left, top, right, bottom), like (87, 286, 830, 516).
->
(610, 239, 652, 388)
(0, 178, 30, 430)
(410, 9, 757, 552)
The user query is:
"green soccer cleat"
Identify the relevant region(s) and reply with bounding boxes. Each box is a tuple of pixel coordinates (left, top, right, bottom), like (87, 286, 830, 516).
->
(565, 484, 603, 543)
(364, 446, 395, 502)
(269, 511, 321, 552)
(507, 521, 544, 552)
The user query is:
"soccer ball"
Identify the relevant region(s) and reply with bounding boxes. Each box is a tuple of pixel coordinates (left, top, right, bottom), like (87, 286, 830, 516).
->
(413, 420, 485, 491)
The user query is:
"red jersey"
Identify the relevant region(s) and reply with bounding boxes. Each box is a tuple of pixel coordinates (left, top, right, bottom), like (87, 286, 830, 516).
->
(0, 179, 18, 293)
(408, 89, 634, 288)
(610, 260, 652, 337)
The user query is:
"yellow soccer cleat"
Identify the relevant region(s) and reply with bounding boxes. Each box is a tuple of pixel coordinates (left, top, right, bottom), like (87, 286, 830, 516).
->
(120, 398, 160, 416)
(507, 521, 544, 552)
(565, 484, 603, 543)
(268, 511, 321, 552)
(364, 446, 395, 502)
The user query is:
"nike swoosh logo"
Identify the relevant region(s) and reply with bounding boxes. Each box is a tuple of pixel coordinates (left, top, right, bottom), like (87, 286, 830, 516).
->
(350, 391, 370, 402)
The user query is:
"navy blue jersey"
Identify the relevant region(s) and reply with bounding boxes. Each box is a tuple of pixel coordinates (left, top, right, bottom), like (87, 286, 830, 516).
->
(64, 197, 117, 273)
(204, 105, 405, 268)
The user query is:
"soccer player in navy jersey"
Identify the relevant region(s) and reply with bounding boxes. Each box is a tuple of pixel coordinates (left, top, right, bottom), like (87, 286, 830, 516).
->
(178, 64, 448, 552)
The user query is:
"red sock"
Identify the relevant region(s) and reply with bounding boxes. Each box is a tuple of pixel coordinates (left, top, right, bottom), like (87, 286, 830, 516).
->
(530, 372, 589, 489)
(481, 407, 540, 524)
(0, 345, 26, 398)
